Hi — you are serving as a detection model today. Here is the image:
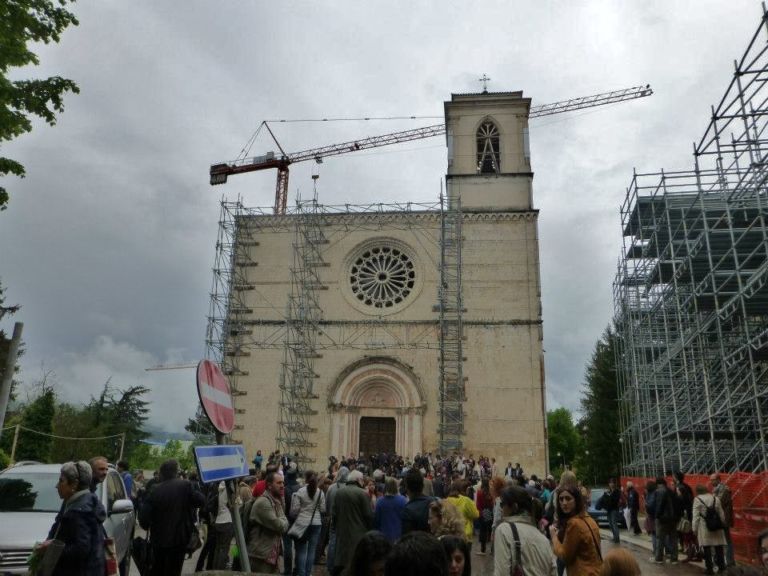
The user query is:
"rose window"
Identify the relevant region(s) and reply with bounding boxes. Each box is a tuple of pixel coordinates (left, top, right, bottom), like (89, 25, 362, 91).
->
(349, 246, 416, 308)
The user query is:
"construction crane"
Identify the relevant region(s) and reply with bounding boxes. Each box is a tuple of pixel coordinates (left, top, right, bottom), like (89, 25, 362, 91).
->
(210, 84, 653, 214)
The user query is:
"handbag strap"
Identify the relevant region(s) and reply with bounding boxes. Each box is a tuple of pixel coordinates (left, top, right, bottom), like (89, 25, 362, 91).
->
(308, 490, 322, 525)
(581, 517, 602, 560)
(506, 521, 523, 576)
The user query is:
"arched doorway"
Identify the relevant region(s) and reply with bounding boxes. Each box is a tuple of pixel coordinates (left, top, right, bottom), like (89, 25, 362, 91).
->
(328, 357, 426, 458)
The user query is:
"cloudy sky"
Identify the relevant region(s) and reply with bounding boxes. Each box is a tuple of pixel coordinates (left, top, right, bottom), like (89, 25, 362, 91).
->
(0, 1, 761, 436)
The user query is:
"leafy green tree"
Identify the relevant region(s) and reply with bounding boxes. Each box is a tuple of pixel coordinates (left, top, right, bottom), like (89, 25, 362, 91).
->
(47, 382, 150, 462)
(578, 326, 622, 485)
(15, 384, 55, 461)
(547, 407, 581, 475)
(131, 440, 195, 473)
(1, 0, 80, 210)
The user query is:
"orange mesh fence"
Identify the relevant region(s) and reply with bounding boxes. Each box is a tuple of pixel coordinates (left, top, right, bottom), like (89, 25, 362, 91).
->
(622, 473, 768, 566)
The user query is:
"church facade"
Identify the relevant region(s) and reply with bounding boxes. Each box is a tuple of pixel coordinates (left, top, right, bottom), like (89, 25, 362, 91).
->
(223, 91, 548, 473)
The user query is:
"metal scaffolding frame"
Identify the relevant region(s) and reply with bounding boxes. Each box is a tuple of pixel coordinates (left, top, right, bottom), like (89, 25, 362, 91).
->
(614, 7, 768, 476)
(205, 198, 260, 439)
(276, 197, 327, 463)
(438, 187, 466, 452)
(206, 198, 464, 452)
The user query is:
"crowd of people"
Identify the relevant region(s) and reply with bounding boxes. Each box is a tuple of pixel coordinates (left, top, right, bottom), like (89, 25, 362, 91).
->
(34, 451, 768, 576)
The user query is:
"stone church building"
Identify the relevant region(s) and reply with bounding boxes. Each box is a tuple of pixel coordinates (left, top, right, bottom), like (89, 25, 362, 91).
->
(217, 90, 547, 473)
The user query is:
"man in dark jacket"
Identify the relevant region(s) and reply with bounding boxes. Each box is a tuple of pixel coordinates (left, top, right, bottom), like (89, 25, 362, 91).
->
(332, 470, 373, 575)
(601, 478, 622, 543)
(282, 462, 301, 576)
(653, 477, 681, 564)
(139, 459, 205, 576)
(401, 468, 434, 534)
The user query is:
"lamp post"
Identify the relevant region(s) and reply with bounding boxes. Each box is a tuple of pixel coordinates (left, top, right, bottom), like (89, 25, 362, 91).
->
(618, 435, 624, 479)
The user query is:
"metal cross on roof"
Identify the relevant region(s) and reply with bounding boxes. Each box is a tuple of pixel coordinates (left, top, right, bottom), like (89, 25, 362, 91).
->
(478, 74, 491, 93)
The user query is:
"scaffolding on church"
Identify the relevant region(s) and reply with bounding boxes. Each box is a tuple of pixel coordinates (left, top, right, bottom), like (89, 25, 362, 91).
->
(207, 196, 466, 454)
(613, 7, 768, 476)
(205, 198, 260, 440)
(438, 187, 465, 453)
(275, 197, 328, 464)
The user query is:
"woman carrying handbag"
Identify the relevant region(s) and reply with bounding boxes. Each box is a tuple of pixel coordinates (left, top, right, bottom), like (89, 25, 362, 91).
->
(288, 470, 326, 576)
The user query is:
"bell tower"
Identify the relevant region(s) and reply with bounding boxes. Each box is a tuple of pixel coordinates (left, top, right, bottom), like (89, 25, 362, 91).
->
(444, 91, 533, 211)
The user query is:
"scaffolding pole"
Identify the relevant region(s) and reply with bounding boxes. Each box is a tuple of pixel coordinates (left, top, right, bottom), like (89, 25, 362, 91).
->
(276, 197, 327, 464)
(438, 185, 465, 453)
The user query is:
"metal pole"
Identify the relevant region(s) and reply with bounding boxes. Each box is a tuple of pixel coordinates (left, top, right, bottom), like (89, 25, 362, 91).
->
(0, 322, 23, 435)
(10, 424, 20, 464)
(216, 432, 251, 572)
(118, 432, 125, 462)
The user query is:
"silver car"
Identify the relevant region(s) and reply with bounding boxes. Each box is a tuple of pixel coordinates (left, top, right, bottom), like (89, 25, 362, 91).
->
(0, 462, 135, 575)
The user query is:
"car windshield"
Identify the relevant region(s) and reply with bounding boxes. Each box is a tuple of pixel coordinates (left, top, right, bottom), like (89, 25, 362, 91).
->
(590, 489, 603, 505)
(0, 472, 61, 512)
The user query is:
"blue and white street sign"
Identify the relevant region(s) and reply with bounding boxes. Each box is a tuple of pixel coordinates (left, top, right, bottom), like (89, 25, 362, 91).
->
(194, 444, 249, 483)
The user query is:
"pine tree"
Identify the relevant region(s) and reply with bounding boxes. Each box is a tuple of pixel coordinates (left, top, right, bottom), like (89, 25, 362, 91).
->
(579, 326, 622, 484)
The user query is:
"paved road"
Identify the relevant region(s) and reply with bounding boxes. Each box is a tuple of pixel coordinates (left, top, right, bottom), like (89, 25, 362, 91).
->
(131, 527, 710, 575)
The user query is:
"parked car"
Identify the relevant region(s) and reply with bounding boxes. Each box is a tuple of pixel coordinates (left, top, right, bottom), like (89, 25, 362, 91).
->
(587, 487, 628, 529)
(0, 462, 135, 575)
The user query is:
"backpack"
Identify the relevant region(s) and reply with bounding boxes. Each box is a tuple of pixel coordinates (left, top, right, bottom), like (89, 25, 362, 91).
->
(204, 486, 220, 520)
(240, 498, 257, 540)
(699, 497, 724, 531)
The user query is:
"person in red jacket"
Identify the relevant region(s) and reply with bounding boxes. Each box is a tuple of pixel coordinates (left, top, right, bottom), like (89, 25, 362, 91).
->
(475, 476, 494, 555)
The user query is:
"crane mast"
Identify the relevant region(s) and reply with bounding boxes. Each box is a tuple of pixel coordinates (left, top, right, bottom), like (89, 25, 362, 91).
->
(210, 84, 652, 214)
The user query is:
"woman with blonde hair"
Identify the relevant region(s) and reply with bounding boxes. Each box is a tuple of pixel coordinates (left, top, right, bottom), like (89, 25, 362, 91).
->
(598, 548, 641, 576)
(428, 499, 465, 538)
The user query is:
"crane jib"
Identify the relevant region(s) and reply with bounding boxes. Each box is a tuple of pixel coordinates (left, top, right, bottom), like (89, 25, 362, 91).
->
(208, 83, 653, 214)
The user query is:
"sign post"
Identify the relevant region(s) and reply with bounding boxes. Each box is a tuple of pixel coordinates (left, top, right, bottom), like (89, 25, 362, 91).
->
(195, 360, 251, 572)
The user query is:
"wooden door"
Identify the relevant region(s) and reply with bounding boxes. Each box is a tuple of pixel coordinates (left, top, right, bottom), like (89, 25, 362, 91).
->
(359, 417, 396, 456)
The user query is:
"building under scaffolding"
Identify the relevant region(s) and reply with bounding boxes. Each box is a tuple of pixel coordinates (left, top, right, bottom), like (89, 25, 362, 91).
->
(614, 10, 768, 476)
(205, 91, 547, 468)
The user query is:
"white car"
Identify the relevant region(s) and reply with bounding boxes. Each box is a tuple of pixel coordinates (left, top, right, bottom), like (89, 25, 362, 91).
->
(0, 462, 135, 575)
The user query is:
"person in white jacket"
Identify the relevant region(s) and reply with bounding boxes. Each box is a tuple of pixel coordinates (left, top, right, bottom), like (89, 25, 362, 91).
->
(494, 485, 556, 576)
(692, 484, 727, 575)
(290, 470, 326, 576)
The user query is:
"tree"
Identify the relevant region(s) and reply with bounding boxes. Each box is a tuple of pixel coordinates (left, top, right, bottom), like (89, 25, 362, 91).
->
(11, 381, 56, 461)
(578, 326, 622, 485)
(131, 439, 195, 473)
(547, 407, 581, 475)
(1, 0, 80, 210)
(48, 381, 150, 462)
(0, 283, 22, 401)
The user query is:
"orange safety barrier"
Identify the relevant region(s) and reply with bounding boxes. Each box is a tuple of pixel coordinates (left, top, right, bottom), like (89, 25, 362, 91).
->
(621, 472, 768, 566)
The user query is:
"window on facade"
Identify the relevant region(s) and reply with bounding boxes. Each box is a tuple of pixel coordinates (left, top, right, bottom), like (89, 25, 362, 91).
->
(349, 245, 415, 309)
(476, 120, 500, 174)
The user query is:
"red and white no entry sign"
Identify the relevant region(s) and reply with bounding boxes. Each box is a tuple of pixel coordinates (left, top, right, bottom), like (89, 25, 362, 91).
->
(196, 359, 235, 434)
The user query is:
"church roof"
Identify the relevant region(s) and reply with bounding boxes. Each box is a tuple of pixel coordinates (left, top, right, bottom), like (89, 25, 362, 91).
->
(451, 90, 523, 97)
